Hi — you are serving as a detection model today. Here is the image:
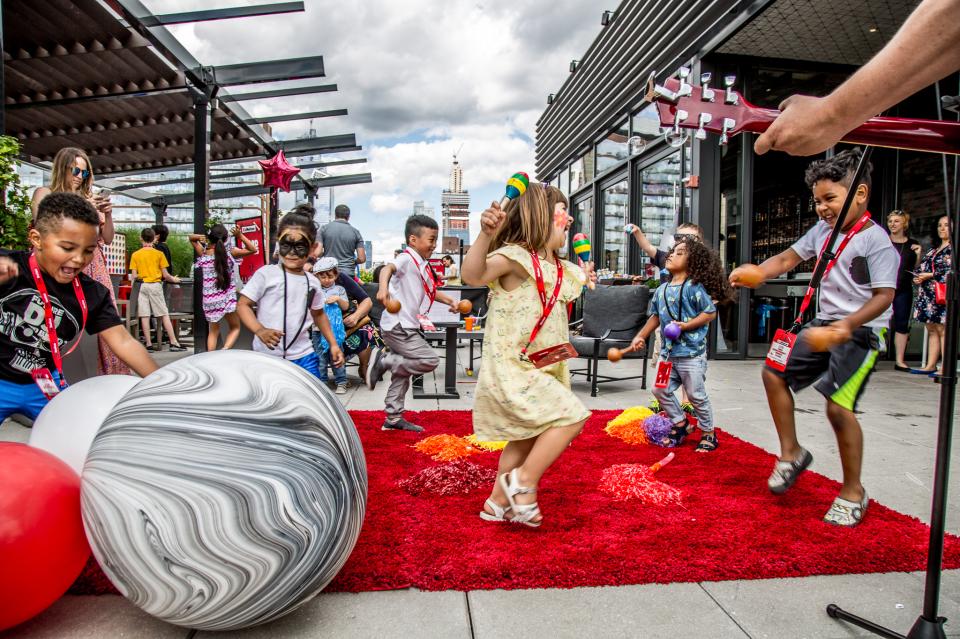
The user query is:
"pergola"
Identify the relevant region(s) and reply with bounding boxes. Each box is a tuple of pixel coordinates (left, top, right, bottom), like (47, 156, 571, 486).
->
(1, 0, 372, 239)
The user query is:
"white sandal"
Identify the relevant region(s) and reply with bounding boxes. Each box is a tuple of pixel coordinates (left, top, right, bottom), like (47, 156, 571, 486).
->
(479, 498, 511, 522)
(498, 469, 542, 528)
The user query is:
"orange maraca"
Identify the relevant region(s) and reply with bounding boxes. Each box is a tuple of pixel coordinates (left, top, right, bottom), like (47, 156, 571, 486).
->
(731, 264, 765, 288)
(803, 326, 840, 352)
(457, 299, 472, 314)
(607, 347, 624, 362)
(385, 298, 401, 314)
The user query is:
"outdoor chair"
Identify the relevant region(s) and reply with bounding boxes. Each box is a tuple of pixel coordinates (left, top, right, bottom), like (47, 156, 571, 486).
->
(569, 284, 649, 397)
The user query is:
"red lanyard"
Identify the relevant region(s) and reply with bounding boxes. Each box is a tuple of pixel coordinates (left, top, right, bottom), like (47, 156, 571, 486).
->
(404, 249, 438, 311)
(522, 250, 564, 354)
(793, 212, 872, 326)
(28, 253, 87, 387)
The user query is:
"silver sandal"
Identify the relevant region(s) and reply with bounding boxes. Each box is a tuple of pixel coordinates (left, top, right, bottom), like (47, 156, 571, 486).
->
(498, 469, 542, 528)
(823, 491, 869, 527)
(479, 498, 511, 523)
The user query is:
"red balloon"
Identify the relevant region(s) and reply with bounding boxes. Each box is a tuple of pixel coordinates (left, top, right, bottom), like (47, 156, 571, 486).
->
(0, 443, 90, 631)
(258, 149, 301, 192)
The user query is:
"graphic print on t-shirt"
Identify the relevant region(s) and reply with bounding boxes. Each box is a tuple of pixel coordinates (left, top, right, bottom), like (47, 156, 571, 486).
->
(0, 288, 79, 374)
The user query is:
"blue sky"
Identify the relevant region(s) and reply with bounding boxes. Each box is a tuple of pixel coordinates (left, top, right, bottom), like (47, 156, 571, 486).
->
(148, 0, 603, 261)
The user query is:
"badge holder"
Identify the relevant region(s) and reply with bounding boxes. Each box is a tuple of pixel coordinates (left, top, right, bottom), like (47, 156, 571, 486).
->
(765, 329, 798, 372)
(526, 342, 577, 369)
(654, 360, 673, 388)
(31, 368, 62, 400)
(417, 314, 437, 332)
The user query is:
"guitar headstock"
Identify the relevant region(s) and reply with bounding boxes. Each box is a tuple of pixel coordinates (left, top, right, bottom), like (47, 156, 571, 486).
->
(644, 69, 752, 147)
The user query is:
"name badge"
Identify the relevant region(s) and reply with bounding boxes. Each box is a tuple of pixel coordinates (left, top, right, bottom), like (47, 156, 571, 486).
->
(416, 313, 437, 332)
(655, 360, 673, 388)
(31, 368, 61, 400)
(526, 342, 577, 368)
(765, 329, 797, 372)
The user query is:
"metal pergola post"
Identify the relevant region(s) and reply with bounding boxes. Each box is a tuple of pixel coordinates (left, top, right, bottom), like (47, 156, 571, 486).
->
(191, 85, 213, 353)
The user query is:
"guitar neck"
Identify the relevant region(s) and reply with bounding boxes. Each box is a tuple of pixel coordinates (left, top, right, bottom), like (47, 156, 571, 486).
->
(740, 109, 960, 155)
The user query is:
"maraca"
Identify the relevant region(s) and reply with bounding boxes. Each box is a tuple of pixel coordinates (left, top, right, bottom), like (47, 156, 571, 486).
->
(607, 343, 641, 362)
(803, 326, 840, 352)
(663, 322, 682, 341)
(457, 299, 472, 314)
(572, 233, 596, 290)
(499, 172, 529, 208)
(385, 298, 401, 313)
(730, 263, 765, 288)
(624, 223, 637, 234)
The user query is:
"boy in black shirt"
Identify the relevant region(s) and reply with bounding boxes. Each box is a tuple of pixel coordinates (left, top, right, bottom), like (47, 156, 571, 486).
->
(0, 193, 158, 423)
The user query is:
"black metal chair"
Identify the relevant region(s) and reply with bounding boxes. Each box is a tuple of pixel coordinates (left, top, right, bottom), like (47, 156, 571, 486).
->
(570, 284, 650, 397)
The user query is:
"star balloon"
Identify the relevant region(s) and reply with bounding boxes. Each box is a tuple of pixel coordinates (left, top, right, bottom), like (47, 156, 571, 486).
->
(258, 150, 300, 192)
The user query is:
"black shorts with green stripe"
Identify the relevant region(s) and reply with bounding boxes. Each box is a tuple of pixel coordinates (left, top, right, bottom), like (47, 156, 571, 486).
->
(766, 319, 886, 412)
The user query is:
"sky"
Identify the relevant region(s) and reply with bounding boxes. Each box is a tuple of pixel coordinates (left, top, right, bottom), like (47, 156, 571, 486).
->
(141, 0, 604, 261)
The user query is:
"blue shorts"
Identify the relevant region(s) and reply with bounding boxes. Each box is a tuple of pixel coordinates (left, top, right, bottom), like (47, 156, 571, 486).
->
(290, 352, 321, 378)
(0, 373, 62, 423)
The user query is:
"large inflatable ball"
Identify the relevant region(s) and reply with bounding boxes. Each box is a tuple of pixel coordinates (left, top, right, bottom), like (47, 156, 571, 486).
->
(80, 351, 367, 631)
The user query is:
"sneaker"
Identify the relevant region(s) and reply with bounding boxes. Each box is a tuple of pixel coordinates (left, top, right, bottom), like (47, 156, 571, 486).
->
(335, 382, 348, 395)
(365, 347, 388, 390)
(146, 344, 160, 352)
(381, 418, 424, 432)
(823, 490, 869, 527)
(767, 447, 813, 494)
(169, 344, 187, 352)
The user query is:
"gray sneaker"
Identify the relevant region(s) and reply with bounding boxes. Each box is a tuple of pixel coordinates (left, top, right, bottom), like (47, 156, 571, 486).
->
(335, 382, 348, 395)
(382, 418, 424, 433)
(365, 347, 389, 390)
(823, 490, 869, 526)
(768, 447, 813, 494)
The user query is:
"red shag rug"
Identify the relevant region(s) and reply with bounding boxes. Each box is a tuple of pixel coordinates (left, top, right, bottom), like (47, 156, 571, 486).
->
(71, 410, 960, 595)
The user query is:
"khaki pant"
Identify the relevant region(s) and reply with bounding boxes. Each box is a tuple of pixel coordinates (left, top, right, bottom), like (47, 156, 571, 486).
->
(137, 282, 168, 317)
(380, 326, 439, 420)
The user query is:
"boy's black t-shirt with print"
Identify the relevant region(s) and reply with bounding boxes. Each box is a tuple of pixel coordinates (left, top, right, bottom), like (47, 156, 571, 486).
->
(0, 250, 121, 384)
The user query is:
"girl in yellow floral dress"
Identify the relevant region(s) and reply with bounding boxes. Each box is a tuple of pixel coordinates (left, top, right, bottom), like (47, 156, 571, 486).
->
(461, 183, 593, 528)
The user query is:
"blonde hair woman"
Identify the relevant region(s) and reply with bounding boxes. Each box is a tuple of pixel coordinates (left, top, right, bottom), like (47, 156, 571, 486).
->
(886, 211, 921, 371)
(31, 147, 130, 375)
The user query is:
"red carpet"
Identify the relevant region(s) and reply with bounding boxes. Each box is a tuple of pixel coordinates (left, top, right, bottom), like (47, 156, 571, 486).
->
(72, 410, 960, 595)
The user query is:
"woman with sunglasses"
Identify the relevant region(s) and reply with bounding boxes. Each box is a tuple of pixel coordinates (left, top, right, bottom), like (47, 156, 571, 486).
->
(31, 147, 129, 375)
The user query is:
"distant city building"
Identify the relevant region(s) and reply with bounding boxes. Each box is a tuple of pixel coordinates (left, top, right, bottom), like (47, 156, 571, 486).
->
(441, 155, 470, 246)
(363, 240, 373, 268)
(412, 200, 435, 218)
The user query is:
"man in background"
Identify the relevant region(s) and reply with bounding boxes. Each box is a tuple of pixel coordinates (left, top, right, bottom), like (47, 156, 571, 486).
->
(320, 204, 366, 279)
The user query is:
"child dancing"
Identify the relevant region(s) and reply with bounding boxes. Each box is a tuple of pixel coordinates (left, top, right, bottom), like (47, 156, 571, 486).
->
(193, 224, 244, 351)
(631, 239, 733, 452)
(462, 183, 593, 528)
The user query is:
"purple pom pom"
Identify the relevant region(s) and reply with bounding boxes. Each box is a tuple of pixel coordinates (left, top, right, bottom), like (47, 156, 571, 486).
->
(643, 414, 676, 447)
(663, 322, 682, 341)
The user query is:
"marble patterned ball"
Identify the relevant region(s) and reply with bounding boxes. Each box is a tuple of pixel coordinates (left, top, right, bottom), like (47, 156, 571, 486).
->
(80, 351, 367, 631)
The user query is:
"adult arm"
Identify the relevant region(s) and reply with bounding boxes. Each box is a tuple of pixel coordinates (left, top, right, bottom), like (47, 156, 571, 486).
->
(755, 0, 960, 156)
(337, 273, 371, 327)
(97, 196, 115, 245)
(31, 186, 51, 219)
(98, 325, 159, 377)
(161, 267, 181, 284)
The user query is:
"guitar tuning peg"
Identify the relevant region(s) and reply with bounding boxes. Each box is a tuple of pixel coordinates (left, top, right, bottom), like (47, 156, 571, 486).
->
(695, 113, 712, 140)
(672, 109, 689, 136)
(719, 117, 736, 145)
(677, 66, 692, 98)
(700, 72, 715, 102)
(664, 109, 690, 148)
(723, 75, 739, 105)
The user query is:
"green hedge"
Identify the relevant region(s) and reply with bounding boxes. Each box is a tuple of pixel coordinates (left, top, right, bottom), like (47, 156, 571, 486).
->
(116, 227, 195, 278)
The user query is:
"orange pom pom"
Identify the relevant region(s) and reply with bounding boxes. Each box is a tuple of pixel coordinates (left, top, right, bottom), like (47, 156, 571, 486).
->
(413, 434, 482, 462)
(604, 407, 654, 445)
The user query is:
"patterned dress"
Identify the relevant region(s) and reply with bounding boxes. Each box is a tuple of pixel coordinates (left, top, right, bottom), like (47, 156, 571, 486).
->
(473, 244, 590, 441)
(82, 243, 130, 375)
(913, 244, 951, 324)
(196, 253, 238, 323)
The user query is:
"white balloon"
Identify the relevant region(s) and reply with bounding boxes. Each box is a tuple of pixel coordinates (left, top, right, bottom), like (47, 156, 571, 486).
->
(29, 375, 140, 475)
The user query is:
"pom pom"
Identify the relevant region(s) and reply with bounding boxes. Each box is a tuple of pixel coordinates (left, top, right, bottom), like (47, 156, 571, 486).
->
(681, 402, 695, 415)
(599, 464, 683, 506)
(643, 414, 676, 447)
(399, 460, 497, 496)
(464, 434, 507, 451)
(648, 399, 660, 412)
(604, 406, 654, 445)
(413, 434, 482, 462)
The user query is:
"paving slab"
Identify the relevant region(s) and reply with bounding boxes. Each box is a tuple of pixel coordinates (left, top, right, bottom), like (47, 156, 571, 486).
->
(468, 583, 750, 639)
(196, 590, 471, 639)
(0, 595, 185, 639)
(702, 572, 960, 639)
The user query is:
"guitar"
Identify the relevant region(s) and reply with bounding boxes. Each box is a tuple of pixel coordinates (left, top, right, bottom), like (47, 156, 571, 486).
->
(645, 69, 960, 155)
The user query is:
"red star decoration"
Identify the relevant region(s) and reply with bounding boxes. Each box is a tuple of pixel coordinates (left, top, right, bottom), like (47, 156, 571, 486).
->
(258, 150, 301, 192)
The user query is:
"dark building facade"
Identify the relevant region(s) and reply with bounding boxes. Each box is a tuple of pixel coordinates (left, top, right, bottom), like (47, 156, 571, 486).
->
(537, 0, 952, 359)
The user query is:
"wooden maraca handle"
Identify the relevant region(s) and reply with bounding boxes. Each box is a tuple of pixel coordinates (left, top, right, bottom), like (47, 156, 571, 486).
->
(607, 343, 641, 362)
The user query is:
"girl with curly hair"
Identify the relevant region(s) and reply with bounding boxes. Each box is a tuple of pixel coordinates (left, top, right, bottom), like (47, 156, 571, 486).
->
(630, 238, 733, 452)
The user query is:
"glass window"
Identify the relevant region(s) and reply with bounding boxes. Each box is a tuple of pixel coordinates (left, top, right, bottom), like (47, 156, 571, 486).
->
(558, 166, 569, 195)
(630, 103, 662, 154)
(601, 177, 629, 275)
(595, 119, 629, 175)
(637, 152, 683, 275)
(716, 140, 742, 355)
(570, 155, 586, 191)
(572, 196, 593, 252)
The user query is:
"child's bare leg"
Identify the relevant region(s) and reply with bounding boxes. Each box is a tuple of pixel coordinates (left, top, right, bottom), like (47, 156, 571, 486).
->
(160, 315, 181, 346)
(762, 368, 803, 461)
(512, 420, 587, 521)
(207, 320, 220, 351)
(825, 398, 865, 501)
(140, 317, 152, 346)
(222, 313, 241, 349)
(485, 438, 536, 511)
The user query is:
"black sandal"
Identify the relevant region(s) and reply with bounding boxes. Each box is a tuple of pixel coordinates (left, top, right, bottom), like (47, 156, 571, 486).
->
(664, 419, 691, 447)
(695, 431, 718, 453)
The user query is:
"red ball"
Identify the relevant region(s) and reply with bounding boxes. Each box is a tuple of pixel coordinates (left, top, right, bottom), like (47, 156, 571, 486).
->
(0, 443, 90, 631)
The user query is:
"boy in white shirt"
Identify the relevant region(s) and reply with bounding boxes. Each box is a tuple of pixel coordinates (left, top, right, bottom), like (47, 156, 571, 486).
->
(366, 215, 460, 432)
(730, 149, 898, 527)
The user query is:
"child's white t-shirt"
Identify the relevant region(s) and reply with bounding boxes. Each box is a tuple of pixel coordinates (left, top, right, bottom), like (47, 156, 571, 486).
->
(791, 220, 899, 328)
(381, 251, 434, 331)
(241, 265, 326, 359)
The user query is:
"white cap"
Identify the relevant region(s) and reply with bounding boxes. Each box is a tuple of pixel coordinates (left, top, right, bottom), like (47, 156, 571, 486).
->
(313, 257, 338, 273)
